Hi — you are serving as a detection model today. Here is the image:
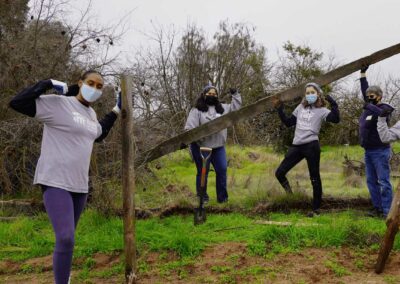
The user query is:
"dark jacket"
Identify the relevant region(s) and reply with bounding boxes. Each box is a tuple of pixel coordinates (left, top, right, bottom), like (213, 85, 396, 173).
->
(359, 77, 394, 149)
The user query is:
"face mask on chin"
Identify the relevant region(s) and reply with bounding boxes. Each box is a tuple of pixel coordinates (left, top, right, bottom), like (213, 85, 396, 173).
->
(205, 95, 218, 106)
(80, 83, 103, 103)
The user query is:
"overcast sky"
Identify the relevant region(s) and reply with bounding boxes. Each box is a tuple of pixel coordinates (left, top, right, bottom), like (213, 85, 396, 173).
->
(70, 0, 400, 81)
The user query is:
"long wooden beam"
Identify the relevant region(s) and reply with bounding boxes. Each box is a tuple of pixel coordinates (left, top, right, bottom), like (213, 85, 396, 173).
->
(135, 42, 400, 167)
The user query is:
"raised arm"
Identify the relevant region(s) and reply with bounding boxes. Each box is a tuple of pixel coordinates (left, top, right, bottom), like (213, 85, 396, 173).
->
(360, 65, 369, 102)
(277, 103, 297, 127)
(228, 88, 242, 112)
(95, 92, 120, 143)
(325, 95, 340, 123)
(9, 79, 67, 117)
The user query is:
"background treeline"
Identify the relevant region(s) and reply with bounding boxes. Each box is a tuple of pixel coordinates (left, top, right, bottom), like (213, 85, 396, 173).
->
(2, 0, 400, 196)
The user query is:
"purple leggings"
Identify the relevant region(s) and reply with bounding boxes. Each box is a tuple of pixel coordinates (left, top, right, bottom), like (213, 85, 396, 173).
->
(42, 186, 88, 284)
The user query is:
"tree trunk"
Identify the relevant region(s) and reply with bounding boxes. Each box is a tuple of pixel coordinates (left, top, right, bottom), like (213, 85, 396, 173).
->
(135, 42, 400, 167)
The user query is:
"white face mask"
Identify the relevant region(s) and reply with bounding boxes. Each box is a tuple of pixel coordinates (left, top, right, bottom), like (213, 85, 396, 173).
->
(80, 83, 102, 102)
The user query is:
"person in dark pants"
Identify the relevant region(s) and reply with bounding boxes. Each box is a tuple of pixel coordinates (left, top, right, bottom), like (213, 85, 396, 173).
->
(273, 82, 340, 217)
(185, 85, 242, 203)
(359, 65, 394, 218)
(8, 71, 120, 284)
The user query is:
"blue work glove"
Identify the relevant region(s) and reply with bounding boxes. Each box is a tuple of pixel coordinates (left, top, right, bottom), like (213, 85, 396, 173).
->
(50, 79, 68, 95)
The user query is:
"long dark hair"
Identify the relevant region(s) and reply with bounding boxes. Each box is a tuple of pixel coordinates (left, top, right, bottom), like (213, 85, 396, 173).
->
(65, 70, 102, 97)
(194, 87, 224, 114)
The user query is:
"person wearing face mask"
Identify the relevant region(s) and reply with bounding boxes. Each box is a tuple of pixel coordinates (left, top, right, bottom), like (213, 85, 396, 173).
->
(359, 65, 394, 218)
(8, 70, 121, 284)
(184, 85, 242, 203)
(273, 82, 340, 217)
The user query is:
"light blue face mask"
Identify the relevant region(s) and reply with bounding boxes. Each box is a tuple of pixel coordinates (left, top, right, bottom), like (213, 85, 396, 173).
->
(305, 94, 318, 104)
(81, 83, 103, 102)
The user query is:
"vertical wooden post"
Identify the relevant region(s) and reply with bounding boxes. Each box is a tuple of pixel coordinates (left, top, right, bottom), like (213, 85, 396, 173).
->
(120, 75, 137, 283)
(375, 183, 400, 274)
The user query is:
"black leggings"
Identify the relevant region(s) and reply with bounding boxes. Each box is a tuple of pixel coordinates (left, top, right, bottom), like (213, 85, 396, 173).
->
(275, 141, 322, 210)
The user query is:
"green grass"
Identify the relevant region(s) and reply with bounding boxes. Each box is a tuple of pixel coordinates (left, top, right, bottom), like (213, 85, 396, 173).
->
(0, 209, 397, 263)
(131, 143, 400, 210)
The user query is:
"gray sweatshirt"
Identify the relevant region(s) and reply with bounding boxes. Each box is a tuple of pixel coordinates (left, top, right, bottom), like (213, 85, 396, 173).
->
(184, 93, 242, 148)
(377, 116, 400, 143)
(292, 104, 331, 145)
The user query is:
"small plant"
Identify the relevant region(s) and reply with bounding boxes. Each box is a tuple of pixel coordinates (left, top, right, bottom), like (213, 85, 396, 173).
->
(324, 260, 351, 277)
(20, 263, 34, 274)
(384, 275, 399, 284)
(219, 274, 237, 284)
(211, 265, 232, 273)
(354, 259, 364, 270)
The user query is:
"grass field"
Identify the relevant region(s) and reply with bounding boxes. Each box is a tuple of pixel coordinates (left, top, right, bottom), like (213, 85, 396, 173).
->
(2, 144, 400, 283)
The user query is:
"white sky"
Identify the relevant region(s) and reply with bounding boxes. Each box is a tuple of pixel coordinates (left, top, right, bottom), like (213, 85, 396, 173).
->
(70, 0, 400, 81)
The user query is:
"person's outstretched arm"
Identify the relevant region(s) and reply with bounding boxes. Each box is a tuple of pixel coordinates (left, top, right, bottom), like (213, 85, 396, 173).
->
(377, 110, 398, 143)
(95, 92, 121, 143)
(9, 79, 67, 117)
(276, 103, 297, 127)
(325, 95, 340, 123)
(227, 88, 242, 112)
(360, 65, 369, 102)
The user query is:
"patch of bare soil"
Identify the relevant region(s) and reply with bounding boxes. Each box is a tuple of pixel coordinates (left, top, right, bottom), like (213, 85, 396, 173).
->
(139, 243, 400, 284)
(2, 243, 400, 283)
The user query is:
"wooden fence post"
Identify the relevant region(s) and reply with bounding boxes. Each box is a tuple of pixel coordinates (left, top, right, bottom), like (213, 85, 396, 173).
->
(120, 75, 137, 283)
(375, 183, 400, 273)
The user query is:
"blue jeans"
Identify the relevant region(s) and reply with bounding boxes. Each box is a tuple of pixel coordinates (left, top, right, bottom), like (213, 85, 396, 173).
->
(190, 143, 228, 203)
(365, 147, 393, 215)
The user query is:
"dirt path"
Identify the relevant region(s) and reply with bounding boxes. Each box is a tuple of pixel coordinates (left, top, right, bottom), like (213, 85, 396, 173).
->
(1, 243, 400, 283)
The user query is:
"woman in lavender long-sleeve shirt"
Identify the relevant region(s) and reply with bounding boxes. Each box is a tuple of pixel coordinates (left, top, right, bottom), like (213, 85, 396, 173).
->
(9, 70, 120, 284)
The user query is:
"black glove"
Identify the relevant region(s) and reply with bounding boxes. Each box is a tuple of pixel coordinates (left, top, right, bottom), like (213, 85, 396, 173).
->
(360, 64, 369, 73)
(325, 95, 336, 105)
(179, 142, 188, 149)
(379, 108, 394, 117)
(229, 88, 237, 95)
